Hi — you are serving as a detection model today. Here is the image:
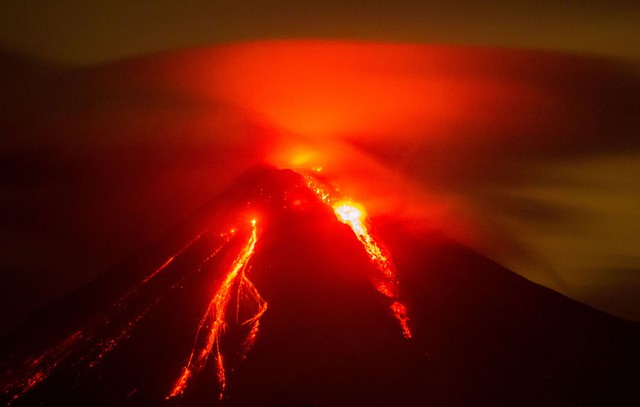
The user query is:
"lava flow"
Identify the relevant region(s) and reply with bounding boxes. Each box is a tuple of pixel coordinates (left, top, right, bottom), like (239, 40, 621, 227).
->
(1, 168, 413, 406)
(0, 229, 232, 404)
(167, 218, 266, 400)
(300, 171, 412, 339)
(167, 171, 412, 400)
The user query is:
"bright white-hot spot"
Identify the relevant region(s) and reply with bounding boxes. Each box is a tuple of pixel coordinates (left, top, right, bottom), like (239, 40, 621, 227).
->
(301, 172, 412, 339)
(334, 202, 366, 228)
(2, 171, 412, 406)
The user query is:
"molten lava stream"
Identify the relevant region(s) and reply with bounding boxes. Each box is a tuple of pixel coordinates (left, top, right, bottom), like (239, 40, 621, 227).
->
(168, 218, 267, 401)
(300, 171, 412, 339)
(1, 229, 228, 405)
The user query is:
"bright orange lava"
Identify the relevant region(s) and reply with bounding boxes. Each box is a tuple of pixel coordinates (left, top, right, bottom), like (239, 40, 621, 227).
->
(301, 172, 412, 339)
(3, 171, 411, 405)
(167, 219, 266, 400)
(1, 230, 230, 404)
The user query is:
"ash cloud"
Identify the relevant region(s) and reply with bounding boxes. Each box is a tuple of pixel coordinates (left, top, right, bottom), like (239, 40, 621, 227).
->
(1, 42, 639, 334)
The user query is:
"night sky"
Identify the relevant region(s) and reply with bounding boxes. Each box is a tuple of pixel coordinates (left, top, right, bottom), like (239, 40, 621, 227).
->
(0, 1, 639, 336)
(1, 1, 639, 65)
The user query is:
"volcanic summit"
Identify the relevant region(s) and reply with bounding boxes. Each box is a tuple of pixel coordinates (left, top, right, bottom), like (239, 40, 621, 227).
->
(1, 166, 638, 406)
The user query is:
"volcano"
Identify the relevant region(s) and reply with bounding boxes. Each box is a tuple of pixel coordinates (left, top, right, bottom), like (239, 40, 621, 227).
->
(0, 166, 638, 406)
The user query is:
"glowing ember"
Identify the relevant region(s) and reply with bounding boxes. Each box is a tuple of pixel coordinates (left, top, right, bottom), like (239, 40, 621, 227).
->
(2, 168, 411, 405)
(334, 201, 366, 228)
(301, 172, 412, 339)
(1, 330, 83, 405)
(0, 230, 229, 404)
(167, 218, 266, 400)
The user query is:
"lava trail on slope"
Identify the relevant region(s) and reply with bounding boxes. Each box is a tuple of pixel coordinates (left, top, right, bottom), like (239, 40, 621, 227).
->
(1, 167, 639, 406)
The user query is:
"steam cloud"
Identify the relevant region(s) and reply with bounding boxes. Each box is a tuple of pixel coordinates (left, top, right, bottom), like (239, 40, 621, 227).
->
(1, 41, 639, 330)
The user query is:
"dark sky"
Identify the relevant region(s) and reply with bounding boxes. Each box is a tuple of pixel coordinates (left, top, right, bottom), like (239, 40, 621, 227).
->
(0, 1, 639, 65)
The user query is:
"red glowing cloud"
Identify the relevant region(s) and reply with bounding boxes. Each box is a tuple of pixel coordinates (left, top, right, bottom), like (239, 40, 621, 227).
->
(1, 40, 639, 406)
(2, 41, 640, 332)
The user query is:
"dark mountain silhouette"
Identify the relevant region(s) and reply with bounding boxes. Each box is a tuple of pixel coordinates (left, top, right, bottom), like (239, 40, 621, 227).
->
(3, 42, 640, 340)
(1, 167, 638, 406)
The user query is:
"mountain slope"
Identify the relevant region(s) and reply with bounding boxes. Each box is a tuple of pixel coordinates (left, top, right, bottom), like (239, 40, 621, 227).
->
(1, 167, 638, 406)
